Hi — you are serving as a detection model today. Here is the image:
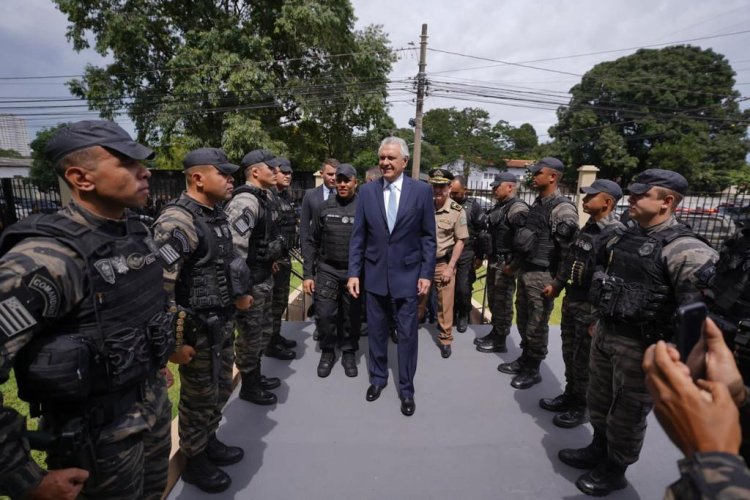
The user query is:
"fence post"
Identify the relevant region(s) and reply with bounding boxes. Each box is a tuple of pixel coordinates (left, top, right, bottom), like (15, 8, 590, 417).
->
(576, 165, 599, 227)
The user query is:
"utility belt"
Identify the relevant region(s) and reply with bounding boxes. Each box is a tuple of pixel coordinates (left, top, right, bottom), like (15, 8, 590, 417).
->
(601, 318, 669, 346)
(521, 262, 550, 272)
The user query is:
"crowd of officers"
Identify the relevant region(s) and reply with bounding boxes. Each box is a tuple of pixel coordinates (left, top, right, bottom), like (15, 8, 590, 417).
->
(0, 119, 749, 499)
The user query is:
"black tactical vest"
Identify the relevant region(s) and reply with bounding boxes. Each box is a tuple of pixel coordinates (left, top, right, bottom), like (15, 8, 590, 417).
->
(3, 212, 166, 408)
(709, 227, 750, 322)
(591, 224, 696, 341)
(566, 220, 624, 301)
(275, 189, 297, 253)
(233, 184, 275, 272)
(319, 195, 357, 267)
(524, 195, 574, 270)
(488, 197, 527, 257)
(169, 196, 234, 312)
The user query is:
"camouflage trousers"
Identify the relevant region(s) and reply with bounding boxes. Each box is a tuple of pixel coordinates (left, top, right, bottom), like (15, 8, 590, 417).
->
(454, 248, 476, 318)
(271, 259, 292, 344)
(559, 297, 596, 406)
(235, 275, 274, 373)
(587, 324, 654, 466)
(516, 269, 555, 361)
(178, 324, 235, 457)
(418, 262, 456, 345)
(486, 262, 517, 338)
(47, 373, 172, 500)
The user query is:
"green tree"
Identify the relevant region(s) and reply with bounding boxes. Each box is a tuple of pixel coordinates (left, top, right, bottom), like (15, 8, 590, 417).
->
(422, 107, 504, 168)
(29, 124, 68, 192)
(55, 0, 395, 170)
(550, 45, 749, 190)
(0, 149, 22, 158)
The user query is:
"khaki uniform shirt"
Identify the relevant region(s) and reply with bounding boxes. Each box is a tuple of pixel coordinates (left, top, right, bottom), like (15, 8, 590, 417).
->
(435, 198, 469, 259)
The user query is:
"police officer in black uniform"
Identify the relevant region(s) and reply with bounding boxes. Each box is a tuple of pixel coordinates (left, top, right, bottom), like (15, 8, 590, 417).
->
(303, 164, 362, 378)
(267, 157, 298, 358)
(449, 175, 486, 333)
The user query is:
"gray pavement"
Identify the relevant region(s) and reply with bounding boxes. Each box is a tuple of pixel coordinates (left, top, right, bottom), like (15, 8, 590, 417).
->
(168, 321, 681, 500)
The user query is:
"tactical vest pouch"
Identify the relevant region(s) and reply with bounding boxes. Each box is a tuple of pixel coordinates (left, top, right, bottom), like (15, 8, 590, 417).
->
(102, 327, 151, 390)
(16, 335, 93, 402)
(514, 227, 538, 256)
(147, 311, 177, 368)
(267, 237, 286, 261)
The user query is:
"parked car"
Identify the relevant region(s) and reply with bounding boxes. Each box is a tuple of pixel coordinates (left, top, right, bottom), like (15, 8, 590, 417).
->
(14, 198, 60, 218)
(717, 202, 750, 227)
(676, 211, 737, 249)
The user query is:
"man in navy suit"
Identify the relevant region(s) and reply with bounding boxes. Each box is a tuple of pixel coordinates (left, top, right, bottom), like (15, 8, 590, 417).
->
(347, 137, 436, 417)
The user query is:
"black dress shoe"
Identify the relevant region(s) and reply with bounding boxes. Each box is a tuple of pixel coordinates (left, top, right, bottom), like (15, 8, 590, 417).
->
(366, 383, 386, 402)
(183, 451, 232, 493)
(539, 393, 574, 412)
(206, 434, 244, 466)
(575, 460, 627, 496)
(553, 409, 588, 429)
(400, 397, 415, 416)
(456, 314, 468, 333)
(497, 357, 524, 374)
(341, 352, 358, 377)
(261, 375, 281, 390)
(511, 367, 542, 389)
(265, 343, 296, 360)
(278, 335, 297, 349)
(317, 351, 336, 378)
(476, 335, 507, 353)
(439, 344, 452, 358)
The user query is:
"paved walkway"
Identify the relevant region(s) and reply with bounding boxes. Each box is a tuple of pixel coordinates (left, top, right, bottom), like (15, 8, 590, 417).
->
(168, 322, 680, 500)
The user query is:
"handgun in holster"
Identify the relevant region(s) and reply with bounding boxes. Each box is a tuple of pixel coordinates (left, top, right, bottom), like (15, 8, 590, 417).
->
(26, 417, 97, 476)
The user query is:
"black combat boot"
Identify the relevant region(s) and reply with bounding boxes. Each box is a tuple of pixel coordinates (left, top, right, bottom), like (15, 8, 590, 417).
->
(239, 370, 277, 405)
(559, 431, 607, 469)
(476, 334, 507, 353)
(182, 451, 231, 493)
(265, 342, 296, 360)
(206, 433, 244, 466)
(539, 392, 574, 412)
(456, 313, 468, 333)
(553, 407, 589, 429)
(511, 359, 542, 389)
(257, 359, 281, 390)
(317, 351, 336, 378)
(341, 351, 358, 377)
(474, 328, 500, 346)
(277, 335, 297, 348)
(575, 458, 627, 496)
(497, 354, 525, 374)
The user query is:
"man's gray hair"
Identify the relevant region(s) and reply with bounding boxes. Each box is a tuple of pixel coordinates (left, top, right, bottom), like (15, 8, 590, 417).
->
(379, 136, 409, 159)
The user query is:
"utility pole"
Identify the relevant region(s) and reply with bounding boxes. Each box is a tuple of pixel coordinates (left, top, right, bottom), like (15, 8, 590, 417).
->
(411, 24, 428, 179)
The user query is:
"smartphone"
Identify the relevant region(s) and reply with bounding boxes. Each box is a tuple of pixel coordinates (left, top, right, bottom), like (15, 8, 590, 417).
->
(675, 302, 708, 360)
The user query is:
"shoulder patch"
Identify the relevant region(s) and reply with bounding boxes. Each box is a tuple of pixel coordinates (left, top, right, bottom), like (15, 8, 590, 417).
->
(451, 201, 463, 211)
(27, 272, 60, 318)
(171, 227, 191, 254)
(232, 209, 254, 236)
(0, 296, 37, 338)
(158, 243, 181, 267)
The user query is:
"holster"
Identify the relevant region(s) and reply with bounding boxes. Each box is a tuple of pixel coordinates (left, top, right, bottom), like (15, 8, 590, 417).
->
(27, 416, 98, 477)
(204, 314, 224, 385)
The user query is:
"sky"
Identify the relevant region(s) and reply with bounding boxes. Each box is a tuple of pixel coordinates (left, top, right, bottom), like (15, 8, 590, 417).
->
(1, 0, 749, 143)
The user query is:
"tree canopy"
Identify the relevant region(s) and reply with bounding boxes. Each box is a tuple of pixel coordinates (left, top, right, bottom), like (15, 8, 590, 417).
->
(55, 0, 395, 169)
(549, 45, 750, 191)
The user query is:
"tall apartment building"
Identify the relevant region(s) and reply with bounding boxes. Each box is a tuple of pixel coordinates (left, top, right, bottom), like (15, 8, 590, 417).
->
(0, 115, 31, 157)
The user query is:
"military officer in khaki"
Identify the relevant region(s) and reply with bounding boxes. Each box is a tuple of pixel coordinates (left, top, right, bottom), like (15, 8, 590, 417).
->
(418, 169, 468, 359)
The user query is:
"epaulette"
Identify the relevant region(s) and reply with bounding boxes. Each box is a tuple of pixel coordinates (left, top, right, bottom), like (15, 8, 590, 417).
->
(450, 201, 463, 211)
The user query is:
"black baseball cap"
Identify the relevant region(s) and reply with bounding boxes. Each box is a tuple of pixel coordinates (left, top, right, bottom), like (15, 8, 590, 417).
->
(580, 179, 623, 201)
(528, 157, 564, 174)
(45, 120, 155, 165)
(241, 149, 275, 169)
(335, 163, 357, 179)
(183, 148, 239, 174)
(490, 172, 519, 188)
(626, 169, 688, 196)
(270, 157, 293, 173)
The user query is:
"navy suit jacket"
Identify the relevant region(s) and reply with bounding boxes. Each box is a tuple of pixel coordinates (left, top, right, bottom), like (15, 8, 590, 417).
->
(348, 175, 436, 299)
